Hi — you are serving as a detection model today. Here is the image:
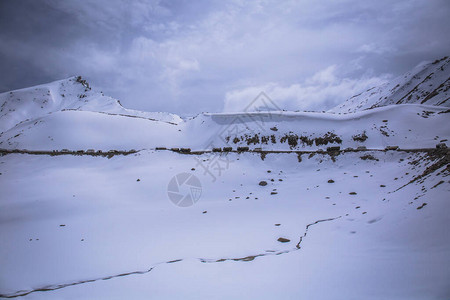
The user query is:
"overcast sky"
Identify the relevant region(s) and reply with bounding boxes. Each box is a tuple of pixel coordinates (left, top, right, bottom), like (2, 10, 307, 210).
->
(0, 0, 449, 115)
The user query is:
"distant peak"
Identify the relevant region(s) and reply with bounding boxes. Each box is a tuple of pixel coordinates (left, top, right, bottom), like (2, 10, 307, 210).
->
(329, 55, 450, 113)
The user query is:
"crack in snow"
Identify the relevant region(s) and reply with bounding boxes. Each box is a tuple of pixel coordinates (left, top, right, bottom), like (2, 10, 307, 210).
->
(200, 217, 341, 263)
(0, 269, 154, 299)
(0, 216, 341, 298)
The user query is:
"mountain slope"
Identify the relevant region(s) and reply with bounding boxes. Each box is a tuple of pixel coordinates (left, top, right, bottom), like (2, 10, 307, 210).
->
(0, 76, 182, 133)
(330, 56, 450, 113)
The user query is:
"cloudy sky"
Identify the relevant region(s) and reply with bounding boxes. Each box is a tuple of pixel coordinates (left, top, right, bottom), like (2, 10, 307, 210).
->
(0, 0, 449, 115)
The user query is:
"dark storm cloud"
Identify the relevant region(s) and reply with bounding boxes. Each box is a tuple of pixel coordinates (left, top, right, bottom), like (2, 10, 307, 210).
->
(0, 0, 449, 115)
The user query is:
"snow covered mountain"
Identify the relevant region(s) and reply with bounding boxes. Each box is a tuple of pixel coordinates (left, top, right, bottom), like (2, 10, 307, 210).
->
(0, 76, 182, 133)
(1, 80, 448, 152)
(0, 60, 449, 299)
(330, 56, 450, 113)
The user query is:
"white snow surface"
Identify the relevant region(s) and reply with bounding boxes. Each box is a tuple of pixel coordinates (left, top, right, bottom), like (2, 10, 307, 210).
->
(0, 67, 449, 299)
(1, 150, 449, 299)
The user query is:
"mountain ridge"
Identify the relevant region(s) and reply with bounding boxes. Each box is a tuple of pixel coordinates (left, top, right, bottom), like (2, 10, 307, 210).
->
(329, 56, 450, 113)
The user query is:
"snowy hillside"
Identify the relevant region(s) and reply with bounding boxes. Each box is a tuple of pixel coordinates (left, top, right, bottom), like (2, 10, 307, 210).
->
(0, 76, 182, 133)
(0, 62, 449, 299)
(330, 56, 450, 113)
(1, 104, 448, 152)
